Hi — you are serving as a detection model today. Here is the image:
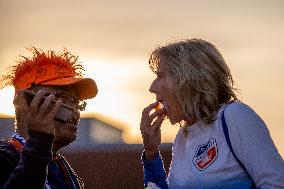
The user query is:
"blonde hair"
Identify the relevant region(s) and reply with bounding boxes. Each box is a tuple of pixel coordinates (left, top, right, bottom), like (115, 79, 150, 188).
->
(149, 39, 238, 129)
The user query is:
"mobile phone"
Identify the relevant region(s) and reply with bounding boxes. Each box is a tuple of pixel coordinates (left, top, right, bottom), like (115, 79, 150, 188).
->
(23, 90, 75, 122)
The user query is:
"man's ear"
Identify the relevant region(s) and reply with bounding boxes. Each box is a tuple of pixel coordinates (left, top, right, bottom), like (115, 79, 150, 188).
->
(13, 90, 29, 108)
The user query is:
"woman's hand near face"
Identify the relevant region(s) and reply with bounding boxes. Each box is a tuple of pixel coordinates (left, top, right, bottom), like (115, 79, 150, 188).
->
(140, 101, 166, 160)
(14, 90, 62, 137)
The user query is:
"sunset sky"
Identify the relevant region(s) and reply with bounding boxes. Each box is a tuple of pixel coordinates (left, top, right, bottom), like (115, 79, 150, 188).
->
(0, 0, 284, 156)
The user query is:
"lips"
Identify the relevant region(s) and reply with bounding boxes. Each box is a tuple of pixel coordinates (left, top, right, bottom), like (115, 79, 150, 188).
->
(157, 99, 169, 117)
(65, 123, 78, 132)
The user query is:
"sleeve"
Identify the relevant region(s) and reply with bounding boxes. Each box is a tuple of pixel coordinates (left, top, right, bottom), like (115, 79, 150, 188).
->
(0, 130, 54, 189)
(141, 150, 169, 189)
(224, 102, 284, 189)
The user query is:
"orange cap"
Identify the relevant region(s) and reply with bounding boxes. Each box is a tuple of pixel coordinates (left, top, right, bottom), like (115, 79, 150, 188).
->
(3, 48, 97, 100)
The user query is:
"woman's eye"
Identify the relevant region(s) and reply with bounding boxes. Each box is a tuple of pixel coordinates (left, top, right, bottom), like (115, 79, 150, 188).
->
(157, 73, 163, 78)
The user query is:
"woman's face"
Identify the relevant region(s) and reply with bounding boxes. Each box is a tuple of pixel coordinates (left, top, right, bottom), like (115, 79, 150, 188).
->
(149, 60, 184, 125)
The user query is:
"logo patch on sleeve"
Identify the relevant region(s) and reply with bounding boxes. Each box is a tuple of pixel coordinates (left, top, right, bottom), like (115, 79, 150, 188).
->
(193, 138, 218, 171)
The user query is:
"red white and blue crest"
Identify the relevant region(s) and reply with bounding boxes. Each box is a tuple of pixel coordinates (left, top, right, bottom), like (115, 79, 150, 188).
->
(193, 138, 218, 171)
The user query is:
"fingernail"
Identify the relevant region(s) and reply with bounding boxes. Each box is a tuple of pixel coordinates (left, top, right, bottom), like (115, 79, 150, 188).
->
(38, 90, 45, 94)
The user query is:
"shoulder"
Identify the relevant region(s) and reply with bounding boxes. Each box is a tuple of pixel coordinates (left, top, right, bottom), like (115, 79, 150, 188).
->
(221, 102, 268, 137)
(0, 140, 12, 150)
(225, 102, 254, 114)
(0, 140, 19, 156)
(0, 140, 19, 167)
(224, 102, 263, 123)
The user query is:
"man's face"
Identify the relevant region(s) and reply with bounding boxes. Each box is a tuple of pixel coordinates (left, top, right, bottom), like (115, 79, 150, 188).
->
(149, 61, 184, 125)
(30, 85, 81, 148)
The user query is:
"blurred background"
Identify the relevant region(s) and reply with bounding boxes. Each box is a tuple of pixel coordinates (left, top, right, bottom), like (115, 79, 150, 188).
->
(0, 0, 283, 188)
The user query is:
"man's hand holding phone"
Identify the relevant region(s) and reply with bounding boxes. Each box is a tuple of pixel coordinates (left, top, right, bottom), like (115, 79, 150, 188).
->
(14, 90, 62, 137)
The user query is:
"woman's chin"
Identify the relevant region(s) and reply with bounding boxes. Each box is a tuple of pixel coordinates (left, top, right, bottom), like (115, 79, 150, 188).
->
(169, 116, 178, 125)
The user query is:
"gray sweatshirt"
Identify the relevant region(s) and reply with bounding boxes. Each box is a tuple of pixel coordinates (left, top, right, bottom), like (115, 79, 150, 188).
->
(143, 102, 284, 189)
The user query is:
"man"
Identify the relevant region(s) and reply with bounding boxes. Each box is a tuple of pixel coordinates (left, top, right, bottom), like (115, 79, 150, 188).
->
(0, 48, 98, 188)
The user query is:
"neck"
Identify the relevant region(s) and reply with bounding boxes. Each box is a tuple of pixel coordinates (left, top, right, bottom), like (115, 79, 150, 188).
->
(184, 118, 197, 127)
(52, 143, 62, 154)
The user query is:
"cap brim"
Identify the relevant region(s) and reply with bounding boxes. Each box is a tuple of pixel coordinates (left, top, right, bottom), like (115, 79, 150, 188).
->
(41, 77, 98, 100)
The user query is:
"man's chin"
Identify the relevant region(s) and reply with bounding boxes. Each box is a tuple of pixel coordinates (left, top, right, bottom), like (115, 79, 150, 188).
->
(54, 135, 77, 149)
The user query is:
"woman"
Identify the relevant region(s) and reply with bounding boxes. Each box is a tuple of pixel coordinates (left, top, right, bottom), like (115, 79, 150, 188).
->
(140, 39, 284, 189)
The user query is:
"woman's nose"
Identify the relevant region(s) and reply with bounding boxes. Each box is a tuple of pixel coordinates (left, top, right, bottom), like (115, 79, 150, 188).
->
(149, 79, 158, 94)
